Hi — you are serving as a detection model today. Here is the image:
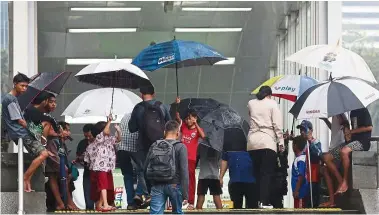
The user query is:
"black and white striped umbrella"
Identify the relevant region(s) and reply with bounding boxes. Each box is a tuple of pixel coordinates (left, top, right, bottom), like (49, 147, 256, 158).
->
(290, 77, 379, 119)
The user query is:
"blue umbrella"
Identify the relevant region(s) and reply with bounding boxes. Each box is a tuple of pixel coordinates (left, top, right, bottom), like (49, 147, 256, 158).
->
(132, 39, 227, 96)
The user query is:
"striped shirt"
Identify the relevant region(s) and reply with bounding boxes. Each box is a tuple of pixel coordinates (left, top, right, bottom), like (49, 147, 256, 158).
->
(118, 113, 139, 152)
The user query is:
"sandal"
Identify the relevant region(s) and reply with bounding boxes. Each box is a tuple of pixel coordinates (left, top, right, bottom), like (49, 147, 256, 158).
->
(98, 206, 113, 212)
(319, 202, 336, 208)
(187, 204, 195, 210)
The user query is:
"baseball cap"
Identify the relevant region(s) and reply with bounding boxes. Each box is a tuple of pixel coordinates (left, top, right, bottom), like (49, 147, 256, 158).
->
(296, 120, 313, 130)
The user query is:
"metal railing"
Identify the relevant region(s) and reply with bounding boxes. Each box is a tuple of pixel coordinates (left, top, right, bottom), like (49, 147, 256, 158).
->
(17, 138, 24, 215)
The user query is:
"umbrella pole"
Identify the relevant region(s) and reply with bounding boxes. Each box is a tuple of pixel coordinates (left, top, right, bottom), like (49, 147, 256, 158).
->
(176, 62, 179, 97)
(307, 142, 314, 208)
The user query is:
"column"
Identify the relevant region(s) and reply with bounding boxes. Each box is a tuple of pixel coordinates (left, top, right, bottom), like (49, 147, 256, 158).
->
(9, 1, 38, 153)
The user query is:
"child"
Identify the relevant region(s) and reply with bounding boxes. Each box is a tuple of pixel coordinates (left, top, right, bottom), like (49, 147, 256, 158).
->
(1, 73, 50, 192)
(175, 97, 206, 209)
(292, 136, 309, 208)
(297, 120, 322, 208)
(196, 144, 222, 209)
(84, 115, 121, 212)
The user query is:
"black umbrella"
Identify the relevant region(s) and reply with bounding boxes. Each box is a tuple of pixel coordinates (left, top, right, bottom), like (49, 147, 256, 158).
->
(18, 72, 71, 111)
(171, 98, 248, 152)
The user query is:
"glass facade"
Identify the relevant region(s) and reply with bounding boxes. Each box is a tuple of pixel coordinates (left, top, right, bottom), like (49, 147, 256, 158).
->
(342, 1, 379, 136)
(0, 1, 10, 96)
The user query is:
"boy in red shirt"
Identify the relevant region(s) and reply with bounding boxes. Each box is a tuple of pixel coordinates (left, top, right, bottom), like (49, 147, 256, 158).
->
(175, 97, 206, 210)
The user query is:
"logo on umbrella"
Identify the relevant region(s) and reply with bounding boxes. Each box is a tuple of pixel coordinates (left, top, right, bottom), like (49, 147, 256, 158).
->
(274, 86, 296, 92)
(158, 54, 175, 65)
(306, 110, 320, 114)
(84, 109, 91, 114)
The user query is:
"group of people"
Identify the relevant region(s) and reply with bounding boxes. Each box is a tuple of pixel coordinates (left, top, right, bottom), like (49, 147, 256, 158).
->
(1, 73, 373, 213)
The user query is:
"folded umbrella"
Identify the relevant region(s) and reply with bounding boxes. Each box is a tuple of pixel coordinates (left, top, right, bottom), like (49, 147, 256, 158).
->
(132, 39, 227, 96)
(18, 72, 71, 111)
(290, 76, 379, 119)
(252, 75, 318, 102)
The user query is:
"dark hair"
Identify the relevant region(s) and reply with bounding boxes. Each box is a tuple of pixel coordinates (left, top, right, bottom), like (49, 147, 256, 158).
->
(91, 121, 107, 138)
(256, 86, 272, 100)
(165, 120, 180, 133)
(13, 73, 30, 84)
(293, 135, 307, 151)
(32, 91, 55, 105)
(187, 109, 198, 118)
(83, 124, 94, 133)
(58, 121, 70, 130)
(140, 85, 155, 95)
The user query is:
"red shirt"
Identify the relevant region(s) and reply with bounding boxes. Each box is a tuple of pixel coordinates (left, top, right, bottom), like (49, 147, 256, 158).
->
(180, 124, 202, 161)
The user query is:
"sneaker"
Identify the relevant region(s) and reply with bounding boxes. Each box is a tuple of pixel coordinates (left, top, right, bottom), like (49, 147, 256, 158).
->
(259, 202, 274, 209)
(144, 195, 152, 205)
(134, 195, 143, 206)
(127, 205, 137, 210)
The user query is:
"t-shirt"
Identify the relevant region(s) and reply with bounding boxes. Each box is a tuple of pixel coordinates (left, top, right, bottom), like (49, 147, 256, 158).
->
(180, 123, 202, 161)
(350, 108, 372, 151)
(1, 93, 29, 140)
(304, 138, 322, 183)
(24, 107, 60, 133)
(198, 145, 220, 180)
(291, 153, 309, 199)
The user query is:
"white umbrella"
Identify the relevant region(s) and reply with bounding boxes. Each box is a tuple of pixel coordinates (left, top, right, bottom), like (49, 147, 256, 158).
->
(286, 44, 377, 83)
(62, 88, 142, 121)
(290, 77, 379, 119)
(75, 60, 151, 89)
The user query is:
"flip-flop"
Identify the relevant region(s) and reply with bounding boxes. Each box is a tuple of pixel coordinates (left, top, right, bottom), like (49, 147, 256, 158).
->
(319, 202, 336, 208)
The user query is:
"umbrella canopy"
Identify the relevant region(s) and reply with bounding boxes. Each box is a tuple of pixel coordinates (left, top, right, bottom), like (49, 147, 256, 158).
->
(75, 60, 151, 89)
(18, 72, 71, 110)
(62, 88, 142, 120)
(132, 39, 227, 96)
(290, 77, 379, 119)
(171, 98, 247, 152)
(286, 44, 377, 83)
(252, 75, 319, 102)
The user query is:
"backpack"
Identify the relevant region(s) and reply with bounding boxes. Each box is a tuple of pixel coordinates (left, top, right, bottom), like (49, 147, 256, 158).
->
(145, 140, 180, 182)
(142, 101, 166, 149)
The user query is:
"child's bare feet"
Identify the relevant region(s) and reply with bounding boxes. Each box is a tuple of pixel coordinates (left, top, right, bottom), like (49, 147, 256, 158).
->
(55, 204, 65, 210)
(23, 179, 34, 192)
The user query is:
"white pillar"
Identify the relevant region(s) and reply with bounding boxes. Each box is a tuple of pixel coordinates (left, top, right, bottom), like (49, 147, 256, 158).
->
(10, 1, 38, 153)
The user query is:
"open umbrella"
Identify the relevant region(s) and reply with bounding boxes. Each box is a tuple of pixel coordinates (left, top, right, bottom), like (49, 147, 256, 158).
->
(290, 76, 379, 119)
(252, 75, 318, 102)
(62, 88, 142, 121)
(286, 43, 377, 83)
(132, 39, 227, 96)
(75, 60, 151, 89)
(171, 98, 246, 151)
(18, 72, 71, 110)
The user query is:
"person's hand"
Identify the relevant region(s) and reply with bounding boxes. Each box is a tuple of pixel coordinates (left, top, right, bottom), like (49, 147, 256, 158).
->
(114, 124, 121, 131)
(176, 97, 181, 104)
(293, 191, 299, 199)
(219, 178, 224, 187)
(182, 200, 188, 206)
(71, 160, 77, 165)
(107, 114, 113, 122)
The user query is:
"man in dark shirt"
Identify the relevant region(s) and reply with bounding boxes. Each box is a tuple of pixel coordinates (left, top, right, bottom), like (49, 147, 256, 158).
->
(323, 108, 373, 194)
(74, 124, 95, 210)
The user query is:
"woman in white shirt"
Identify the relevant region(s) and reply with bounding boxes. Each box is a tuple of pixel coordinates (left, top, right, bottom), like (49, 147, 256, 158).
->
(247, 86, 284, 209)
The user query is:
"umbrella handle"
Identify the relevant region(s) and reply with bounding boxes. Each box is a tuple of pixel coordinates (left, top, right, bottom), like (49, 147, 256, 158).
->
(176, 62, 179, 97)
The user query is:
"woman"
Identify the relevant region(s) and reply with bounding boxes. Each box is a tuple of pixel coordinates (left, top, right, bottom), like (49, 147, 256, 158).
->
(247, 86, 284, 209)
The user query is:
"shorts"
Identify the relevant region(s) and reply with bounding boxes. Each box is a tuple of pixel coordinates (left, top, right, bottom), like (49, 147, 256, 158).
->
(90, 171, 115, 202)
(329, 140, 364, 161)
(197, 179, 222, 195)
(22, 137, 46, 157)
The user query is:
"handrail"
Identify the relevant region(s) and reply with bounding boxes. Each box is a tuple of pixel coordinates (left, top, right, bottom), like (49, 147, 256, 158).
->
(17, 138, 24, 215)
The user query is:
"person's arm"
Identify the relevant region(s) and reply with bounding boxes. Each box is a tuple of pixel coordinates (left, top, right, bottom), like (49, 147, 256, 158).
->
(114, 124, 122, 143)
(178, 145, 189, 201)
(320, 118, 332, 130)
(194, 122, 206, 139)
(351, 126, 373, 134)
(7, 102, 27, 128)
(271, 105, 284, 148)
(128, 105, 140, 133)
(219, 154, 228, 187)
(103, 115, 112, 136)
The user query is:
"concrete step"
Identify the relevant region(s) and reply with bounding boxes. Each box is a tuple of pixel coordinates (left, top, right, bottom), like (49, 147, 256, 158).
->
(52, 208, 359, 214)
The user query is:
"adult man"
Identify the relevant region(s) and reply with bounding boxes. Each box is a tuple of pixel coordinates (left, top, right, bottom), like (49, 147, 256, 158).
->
(323, 108, 373, 194)
(45, 122, 79, 210)
(1, 73, 49, 192)
(129, 85, 171, 205)
(75, 124, 95, 210)
(145, 120, 189, 214)
(118, 113, 146, 210)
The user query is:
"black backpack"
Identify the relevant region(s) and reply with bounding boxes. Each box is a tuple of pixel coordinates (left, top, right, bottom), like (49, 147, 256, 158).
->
(142, 101, 166, 149)
(145, 140, 180, 182)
